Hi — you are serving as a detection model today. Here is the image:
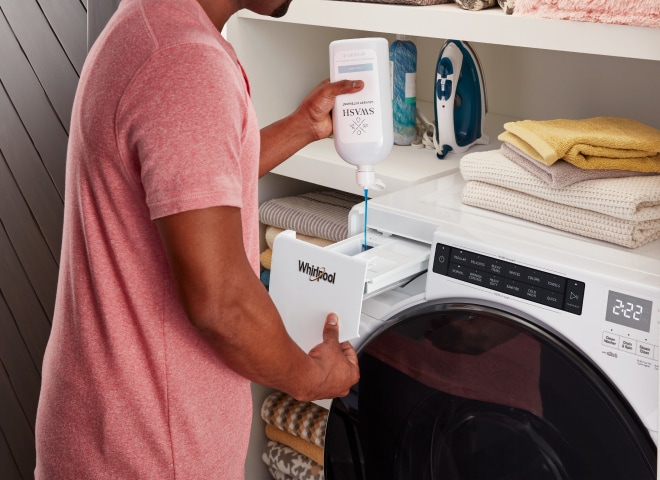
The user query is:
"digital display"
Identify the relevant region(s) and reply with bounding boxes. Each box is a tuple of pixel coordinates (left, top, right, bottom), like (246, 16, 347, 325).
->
(605, 290, 653, 333)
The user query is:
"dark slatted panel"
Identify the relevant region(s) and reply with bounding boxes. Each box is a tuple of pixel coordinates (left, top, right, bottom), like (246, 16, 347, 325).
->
(0, 9, 68, 197)
(0, 260, 43, 425)
(36, 0, 87, 74)
(0, 87, 64, 265)
(0, 347, 36, 480)
(0, 427, 22, 480)
(0, 0, 87, 478)
(1, 0, 80, 130)
(0, 176, 52, 370)
(87, 0, 120, 50)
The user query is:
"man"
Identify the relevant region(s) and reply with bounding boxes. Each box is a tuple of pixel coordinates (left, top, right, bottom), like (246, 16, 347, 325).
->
(34, 0, 361, 477)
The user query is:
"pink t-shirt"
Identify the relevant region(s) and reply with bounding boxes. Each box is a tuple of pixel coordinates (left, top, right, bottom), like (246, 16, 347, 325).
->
(35, 0, 259, 478)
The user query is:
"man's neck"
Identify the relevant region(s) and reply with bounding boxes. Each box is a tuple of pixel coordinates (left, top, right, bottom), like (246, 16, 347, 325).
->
(196, 0, 237, 31)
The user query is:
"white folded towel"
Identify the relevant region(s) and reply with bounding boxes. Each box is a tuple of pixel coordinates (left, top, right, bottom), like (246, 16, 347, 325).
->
(460, 150, 660, 221)
(461, 180, 660, 249)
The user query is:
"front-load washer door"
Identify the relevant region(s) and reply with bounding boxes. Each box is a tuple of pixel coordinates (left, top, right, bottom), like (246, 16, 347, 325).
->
(325, 302, 656, 480)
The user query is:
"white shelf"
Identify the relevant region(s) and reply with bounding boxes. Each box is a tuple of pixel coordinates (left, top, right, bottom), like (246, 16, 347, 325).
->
(238, 0, 660, 61)
(272, 109, 512, 197)
(271, 138, 460, 197)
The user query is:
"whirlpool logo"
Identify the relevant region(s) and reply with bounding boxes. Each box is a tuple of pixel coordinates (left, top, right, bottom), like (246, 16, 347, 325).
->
(298, 260, 336, 284)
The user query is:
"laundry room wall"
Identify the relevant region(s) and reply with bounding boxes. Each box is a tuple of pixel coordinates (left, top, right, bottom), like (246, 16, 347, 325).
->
(0, 0, 86, 478)
(237, 21, 660, 135)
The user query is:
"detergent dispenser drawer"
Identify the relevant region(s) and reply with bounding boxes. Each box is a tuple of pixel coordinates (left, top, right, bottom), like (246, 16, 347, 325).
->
(326, 229, 430, 299)
(268, 230, 430, 353)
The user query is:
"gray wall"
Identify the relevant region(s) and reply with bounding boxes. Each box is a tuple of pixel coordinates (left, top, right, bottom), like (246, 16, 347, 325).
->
(0, 0, 86, 477)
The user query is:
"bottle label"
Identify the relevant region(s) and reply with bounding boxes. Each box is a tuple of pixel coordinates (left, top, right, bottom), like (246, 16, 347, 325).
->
(404, 72, 416, 104)
(333, 48, 382, 143)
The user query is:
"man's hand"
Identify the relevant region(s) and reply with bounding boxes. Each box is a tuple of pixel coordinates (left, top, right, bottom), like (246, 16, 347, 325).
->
(305, 313, 360, 401)
(259, 78, 364, 176)
(295, 79, 365, 142)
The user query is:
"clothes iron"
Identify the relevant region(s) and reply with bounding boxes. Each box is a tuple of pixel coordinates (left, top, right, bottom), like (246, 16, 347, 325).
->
(434, 39, 488, 159)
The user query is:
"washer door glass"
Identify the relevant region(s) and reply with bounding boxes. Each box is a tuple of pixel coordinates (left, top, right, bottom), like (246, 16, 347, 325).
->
(325, 303, 656, 480)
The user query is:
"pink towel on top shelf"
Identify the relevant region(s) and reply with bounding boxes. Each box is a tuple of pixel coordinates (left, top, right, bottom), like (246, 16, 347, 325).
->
(514, 0, 660, 28)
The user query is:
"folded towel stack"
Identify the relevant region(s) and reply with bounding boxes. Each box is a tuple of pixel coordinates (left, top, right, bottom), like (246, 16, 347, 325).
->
(261, 391, 329, 480)
(459, 126, 660, 248)
(258, 191, 364, 289)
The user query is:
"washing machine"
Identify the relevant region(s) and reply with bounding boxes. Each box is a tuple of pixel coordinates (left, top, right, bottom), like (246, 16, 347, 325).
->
(323, 172, 660, 480)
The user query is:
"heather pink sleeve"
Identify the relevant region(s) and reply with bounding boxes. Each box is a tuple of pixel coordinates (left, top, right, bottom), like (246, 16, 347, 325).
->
(117, 43, 251, 220)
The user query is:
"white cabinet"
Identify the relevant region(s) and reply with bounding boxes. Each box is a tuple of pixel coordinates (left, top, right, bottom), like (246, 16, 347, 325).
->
(226, 2, 660, 477)
(229, 0, 660, 199)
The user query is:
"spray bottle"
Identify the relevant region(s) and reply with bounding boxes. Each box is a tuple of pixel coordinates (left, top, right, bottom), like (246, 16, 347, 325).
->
(329, 38, 393, 249)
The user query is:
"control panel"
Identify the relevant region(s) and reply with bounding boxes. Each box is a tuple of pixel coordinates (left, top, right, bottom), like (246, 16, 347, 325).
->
(432, 243, 586, 315)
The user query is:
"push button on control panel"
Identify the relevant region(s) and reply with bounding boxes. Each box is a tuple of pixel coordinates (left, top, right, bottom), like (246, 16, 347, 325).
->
(564, 280, 585, 315)
(433, 243, 585, 315)
(602, 331, 659, 360)
(432, 244, 450, 276)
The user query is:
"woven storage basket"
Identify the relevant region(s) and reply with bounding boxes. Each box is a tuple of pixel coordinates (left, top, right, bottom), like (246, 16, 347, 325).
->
(336, 0, 452, 6)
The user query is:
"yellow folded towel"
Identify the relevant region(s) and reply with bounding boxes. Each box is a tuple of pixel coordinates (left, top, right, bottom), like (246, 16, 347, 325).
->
(260, 248, 273, 270)
(261, 227, 334, 271)
(265, 424, 324, 466)
(498, 117, 660, 172)
(265, 226, 334, 250)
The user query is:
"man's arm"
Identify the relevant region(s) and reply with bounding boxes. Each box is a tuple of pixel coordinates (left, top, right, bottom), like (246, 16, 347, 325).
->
(156, 205, 359, 401)
(259, 79, 363, 177)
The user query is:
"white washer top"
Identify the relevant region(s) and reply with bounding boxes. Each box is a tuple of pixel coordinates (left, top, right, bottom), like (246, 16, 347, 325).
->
(363, 171, 660, 276)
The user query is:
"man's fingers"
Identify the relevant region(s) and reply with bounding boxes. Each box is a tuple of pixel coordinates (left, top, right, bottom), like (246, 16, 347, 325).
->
(345, 79, 364, 92)
(328, 79, 364, 96)
(341, 341, 359, 367)
(323, 313, 340, 343)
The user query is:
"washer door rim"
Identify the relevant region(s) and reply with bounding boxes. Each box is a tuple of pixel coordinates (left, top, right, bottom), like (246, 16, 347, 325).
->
(326, 300, 657, 480)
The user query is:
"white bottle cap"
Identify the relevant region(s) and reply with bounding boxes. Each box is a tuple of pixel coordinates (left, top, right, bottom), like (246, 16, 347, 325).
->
(356, 165, 385, 191)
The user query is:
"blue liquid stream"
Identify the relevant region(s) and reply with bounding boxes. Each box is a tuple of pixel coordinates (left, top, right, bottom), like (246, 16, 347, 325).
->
(363, 188, 368, 251)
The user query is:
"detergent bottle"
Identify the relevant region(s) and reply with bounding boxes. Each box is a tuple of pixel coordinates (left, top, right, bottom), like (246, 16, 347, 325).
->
(329, 37, 393, 192)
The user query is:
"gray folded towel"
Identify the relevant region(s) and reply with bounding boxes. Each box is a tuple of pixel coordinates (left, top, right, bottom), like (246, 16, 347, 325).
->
(259, 191, 364, 242)
(501, 143, 654, 188)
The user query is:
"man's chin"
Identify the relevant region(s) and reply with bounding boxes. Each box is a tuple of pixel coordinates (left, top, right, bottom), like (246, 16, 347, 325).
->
(271, 0, 293, 18)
